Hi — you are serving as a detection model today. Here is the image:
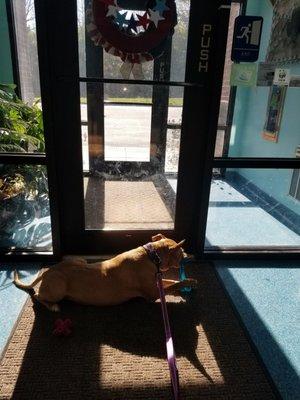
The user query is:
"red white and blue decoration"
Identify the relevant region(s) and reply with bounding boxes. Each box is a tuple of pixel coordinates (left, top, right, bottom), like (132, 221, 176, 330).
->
(86, 0, 177, 78)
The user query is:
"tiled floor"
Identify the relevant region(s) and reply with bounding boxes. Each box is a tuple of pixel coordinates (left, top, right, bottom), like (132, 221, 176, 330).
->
(0, 264, 40, 357)
(215, 261, 300, 400)
(206, 179, 300, 248)
(168, 176, 299, 248)
(1, 175, 299, 250)
(83, 173, 300, 242)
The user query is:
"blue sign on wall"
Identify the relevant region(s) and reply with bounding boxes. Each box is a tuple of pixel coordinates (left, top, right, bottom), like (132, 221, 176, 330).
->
(231, 16, 263, 62)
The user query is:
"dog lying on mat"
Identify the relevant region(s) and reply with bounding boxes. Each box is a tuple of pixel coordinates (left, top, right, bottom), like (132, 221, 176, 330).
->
(14, 234, 197, 312)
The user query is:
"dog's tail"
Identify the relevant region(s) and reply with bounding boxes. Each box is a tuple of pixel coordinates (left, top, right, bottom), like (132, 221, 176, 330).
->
(13, 270, 44, 290)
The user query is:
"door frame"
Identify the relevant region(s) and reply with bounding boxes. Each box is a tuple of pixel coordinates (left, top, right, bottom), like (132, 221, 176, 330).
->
(32, 0, 231, 255)
(197, 0, 300, 259)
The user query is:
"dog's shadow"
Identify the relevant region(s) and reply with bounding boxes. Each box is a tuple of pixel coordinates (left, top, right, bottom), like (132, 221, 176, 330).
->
(11, 270, 217, 399)
(30, 293, 211, 381)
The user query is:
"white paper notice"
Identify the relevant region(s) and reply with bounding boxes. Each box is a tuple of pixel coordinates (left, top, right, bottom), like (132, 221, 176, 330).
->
(273, 68, 291, 86)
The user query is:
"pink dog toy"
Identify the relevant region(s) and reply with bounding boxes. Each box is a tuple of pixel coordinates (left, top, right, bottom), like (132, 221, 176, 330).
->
(53, 318, 72, 336)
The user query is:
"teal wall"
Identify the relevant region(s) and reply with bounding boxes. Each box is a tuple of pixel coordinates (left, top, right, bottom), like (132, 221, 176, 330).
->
(229, 0, 300, 214)
(0, 0, 14, 83)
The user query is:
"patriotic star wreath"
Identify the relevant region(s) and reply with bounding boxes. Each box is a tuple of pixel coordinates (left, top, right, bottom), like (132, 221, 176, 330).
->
(87, 0, 177, 77)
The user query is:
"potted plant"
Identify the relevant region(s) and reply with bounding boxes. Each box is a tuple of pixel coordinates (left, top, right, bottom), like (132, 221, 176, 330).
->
(0, 84, 48, 244)
(0, 83, 44, 152)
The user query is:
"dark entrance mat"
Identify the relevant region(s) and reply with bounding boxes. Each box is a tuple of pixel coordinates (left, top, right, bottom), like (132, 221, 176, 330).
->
(0, 264, 275, 399)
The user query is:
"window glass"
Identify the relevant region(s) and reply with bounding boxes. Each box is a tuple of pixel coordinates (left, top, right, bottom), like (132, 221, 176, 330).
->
(0, 164, 52, 252)
(12, 0, 41, 104)
(205, 168, 300, 249)
(215, 0, 300, 158)
(0, 1, 44, 154)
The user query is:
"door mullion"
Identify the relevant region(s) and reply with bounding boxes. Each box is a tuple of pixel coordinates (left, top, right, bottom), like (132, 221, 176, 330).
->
(35, 0, 85, 253)
(84, 0, 104, 172)
(195, 2, 231, 256)
(175, 1, 231, 253)
(150, 37, 172, 174)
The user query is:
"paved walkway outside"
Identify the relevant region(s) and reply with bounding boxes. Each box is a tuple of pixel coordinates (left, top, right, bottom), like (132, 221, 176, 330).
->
(80, 103, 226, 169)
(81, 104, 182, 168)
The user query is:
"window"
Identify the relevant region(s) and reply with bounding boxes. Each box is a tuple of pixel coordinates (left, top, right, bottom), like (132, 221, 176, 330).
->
(0, 1, 52, 254)
(12, 0, 41, 104)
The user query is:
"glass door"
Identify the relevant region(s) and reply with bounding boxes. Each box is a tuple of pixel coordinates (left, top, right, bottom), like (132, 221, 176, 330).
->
(79, 0, 189, 233)
(34, 0, 230, 254)
(202, 0, 300, 254)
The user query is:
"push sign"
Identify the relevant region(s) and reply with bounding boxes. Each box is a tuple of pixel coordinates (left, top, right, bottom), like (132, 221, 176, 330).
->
(231, 16, 263, 62)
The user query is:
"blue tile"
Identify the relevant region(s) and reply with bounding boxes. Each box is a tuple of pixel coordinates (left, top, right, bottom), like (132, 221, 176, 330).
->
(215, 261, 300, 400)
(206, 179, 300, 247)
(0, 263, 40, 357)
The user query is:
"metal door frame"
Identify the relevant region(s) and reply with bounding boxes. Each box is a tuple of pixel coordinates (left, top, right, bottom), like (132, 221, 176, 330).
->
(30, 0, 231, 255)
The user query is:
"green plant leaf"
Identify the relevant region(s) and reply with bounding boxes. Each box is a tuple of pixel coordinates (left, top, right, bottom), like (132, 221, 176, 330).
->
(0, 82, 45, 153)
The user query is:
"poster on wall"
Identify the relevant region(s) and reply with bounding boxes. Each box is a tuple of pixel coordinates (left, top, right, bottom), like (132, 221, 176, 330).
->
(262, 85, 287, 142)
(230, 63, 258, 86)
(266, 0, 300, 63)
(273, 68, 291, 85)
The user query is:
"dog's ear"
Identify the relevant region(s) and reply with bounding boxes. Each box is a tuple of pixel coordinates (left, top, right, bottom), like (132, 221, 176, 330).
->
(151, 233, 166, 242)
(170, 239, 186, 250)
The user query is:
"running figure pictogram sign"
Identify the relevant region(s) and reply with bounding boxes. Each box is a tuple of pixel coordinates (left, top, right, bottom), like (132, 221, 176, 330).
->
(231, 16, 263, 62)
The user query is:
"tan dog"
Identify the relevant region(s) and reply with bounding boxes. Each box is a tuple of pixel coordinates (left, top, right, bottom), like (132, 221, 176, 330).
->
(14, 234, 197, 312)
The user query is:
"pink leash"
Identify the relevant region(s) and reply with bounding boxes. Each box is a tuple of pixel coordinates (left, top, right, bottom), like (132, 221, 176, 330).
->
(156, 271, 180, 400)
(143, 243, 180, 400)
